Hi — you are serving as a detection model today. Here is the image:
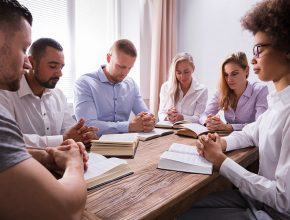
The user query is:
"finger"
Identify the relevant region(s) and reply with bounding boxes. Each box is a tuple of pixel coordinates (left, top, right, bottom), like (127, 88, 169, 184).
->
(78, 125, 89, 134)
(61, 139, 77, 145)
(72, 118, 85, 130)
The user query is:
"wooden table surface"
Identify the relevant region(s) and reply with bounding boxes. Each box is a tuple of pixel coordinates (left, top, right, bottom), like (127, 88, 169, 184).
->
(84, 134, 258, 220)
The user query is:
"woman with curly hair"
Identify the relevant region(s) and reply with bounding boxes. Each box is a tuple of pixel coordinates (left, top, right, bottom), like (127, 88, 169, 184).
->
(179, 0, 290, 219)
(158, 52, 208, 123)
(200, 51, 268, 132)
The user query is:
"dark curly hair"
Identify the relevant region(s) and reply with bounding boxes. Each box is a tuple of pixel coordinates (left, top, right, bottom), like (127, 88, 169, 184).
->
(241, 0, 290, 54)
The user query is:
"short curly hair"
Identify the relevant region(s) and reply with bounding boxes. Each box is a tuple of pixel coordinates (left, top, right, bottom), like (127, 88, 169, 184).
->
(241, 0, 290, 54)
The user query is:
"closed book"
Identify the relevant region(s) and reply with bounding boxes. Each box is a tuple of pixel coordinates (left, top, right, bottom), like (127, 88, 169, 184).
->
(91, 133, 139, 157)
(85, 153, 133, 190)
(175, 123, 232, 138)
(158, 143, 213, 174)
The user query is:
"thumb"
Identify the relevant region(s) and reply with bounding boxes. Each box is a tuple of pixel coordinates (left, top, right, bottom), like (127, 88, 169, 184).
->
(72, 118, 85, 130)
(214, 133, 221, 143)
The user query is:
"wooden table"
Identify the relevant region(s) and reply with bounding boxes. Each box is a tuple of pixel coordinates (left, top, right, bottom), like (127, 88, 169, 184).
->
(84, 134, 258, 220)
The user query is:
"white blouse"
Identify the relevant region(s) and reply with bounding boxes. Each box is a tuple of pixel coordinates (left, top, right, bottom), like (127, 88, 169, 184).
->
(221, 85, 290, 216)
(158, 78, 208, 123)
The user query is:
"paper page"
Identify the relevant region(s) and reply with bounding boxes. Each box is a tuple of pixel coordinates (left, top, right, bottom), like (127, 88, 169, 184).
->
(99, 133, 138, 142)
(160, 151, 212, 167)
(169, 143, 199, 155)
(84, 153, 127, 180)
(156, 121, 174, 127)
(181, 123, 208, 134)
(138, 128, 173, 137)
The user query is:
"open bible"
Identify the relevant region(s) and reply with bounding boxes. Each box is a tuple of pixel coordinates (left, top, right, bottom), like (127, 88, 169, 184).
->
(175, 123, 232, 138)
(155, 120, 189, 129)
(84, 153, 133, 190)
(158, 143, 213, 174)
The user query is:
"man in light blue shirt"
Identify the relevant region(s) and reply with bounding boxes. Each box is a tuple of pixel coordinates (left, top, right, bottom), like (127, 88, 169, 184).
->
(74, 39, 155, 136)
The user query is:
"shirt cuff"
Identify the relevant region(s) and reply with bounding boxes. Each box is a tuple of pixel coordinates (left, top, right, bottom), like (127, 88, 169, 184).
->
(46, 135, 63, 147)
(116, 121, 129, 133)
(231, 124, 245, 131)
(219, 157, 248, 188)
(224, 134, 240, 151)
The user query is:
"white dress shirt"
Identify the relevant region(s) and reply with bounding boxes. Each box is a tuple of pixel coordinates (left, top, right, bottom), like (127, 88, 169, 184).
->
(221, 85, 290, 216)
(158, 78, 208, 122)
(0, 76, 76, 148)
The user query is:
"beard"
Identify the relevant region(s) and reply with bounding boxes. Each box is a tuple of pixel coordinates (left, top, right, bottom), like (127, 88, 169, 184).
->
(34, 69, 59, 89)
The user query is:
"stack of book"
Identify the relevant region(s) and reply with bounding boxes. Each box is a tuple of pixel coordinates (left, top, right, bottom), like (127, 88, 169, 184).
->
(91, 133, 139, 157)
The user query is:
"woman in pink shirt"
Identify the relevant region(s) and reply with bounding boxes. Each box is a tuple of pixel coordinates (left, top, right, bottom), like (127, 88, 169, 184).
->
(199, 52, 268, 132)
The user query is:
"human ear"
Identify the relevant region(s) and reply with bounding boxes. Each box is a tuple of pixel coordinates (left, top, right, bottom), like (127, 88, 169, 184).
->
(106, 53, 111, 63)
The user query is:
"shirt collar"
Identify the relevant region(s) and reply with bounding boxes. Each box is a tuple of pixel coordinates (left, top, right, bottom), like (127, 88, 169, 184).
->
(17, 75, 51, 98)
(178, 78, 204, 93)
(97, 65, 110, 83)
(241, 81, 252, 98)
(97, 65, 123, 85)
(268, 84, 290, 107)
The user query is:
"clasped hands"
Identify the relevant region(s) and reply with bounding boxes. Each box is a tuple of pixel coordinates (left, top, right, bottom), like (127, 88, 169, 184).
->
(33, 139, 89, 174)
(129, 112, 156, 132)
(63, 117, 99, 144)
(166, 107, 183, 123)
(196, 132, 227, 171)
(205, 114, 233, 132)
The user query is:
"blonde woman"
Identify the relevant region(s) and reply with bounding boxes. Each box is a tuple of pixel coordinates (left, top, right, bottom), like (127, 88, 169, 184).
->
(199, 52, 268, 132)
(158, 52, 208, 123)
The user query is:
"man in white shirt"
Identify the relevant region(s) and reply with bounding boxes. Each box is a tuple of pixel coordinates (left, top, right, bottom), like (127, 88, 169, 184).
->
(0, 38, 98, 148)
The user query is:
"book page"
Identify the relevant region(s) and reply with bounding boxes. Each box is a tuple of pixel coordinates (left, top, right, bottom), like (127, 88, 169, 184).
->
(98, 133, 138, 142)
(84, 153, 128, 180)
(156, 120, 174, 127)
(160, 151, 212, 167)
(138, 128, 173, 138)
(169, 143, 199, 155)
(181, 123, 208, 135)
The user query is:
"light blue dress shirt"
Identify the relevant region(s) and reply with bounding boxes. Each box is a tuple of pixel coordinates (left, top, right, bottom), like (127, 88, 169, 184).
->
(73, 66, 148, 136)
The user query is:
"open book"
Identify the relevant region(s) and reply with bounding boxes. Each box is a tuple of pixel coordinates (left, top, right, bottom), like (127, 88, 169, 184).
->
(175, 123, 232, 138)
(158, 143, 213, 174)
(85, 153, 133, 190)
(91, 133, 139, 157)
(137, 128, 174, 141)
(155, 120, 189, 129)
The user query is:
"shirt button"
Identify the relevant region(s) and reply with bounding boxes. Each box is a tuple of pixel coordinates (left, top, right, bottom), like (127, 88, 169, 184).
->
(46, 128, 49, 130)
(43, 113, 46, 116)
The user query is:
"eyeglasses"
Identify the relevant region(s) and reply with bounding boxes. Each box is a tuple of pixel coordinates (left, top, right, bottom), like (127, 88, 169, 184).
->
(253, 44, 272, 58)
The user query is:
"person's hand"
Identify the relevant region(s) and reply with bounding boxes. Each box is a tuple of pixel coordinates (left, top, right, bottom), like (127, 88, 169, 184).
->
(46, 139, 88, 172)
(197, 133, 227, 171)
(129, 112, 156, 132)
(166, 107, 184, 123)
(63, 118, 99, 144)
(205, 114, 233, 132)
(128, 114, 144, 132)
(140, 112, 155, 132)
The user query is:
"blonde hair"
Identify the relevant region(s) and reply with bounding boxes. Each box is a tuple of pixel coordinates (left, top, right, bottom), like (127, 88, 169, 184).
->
(219, 51, 249, 110)
(168, 52, 195, 106)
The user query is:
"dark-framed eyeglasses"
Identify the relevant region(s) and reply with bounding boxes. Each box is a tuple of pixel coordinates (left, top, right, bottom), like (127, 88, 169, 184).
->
(253, 44, 272, 58)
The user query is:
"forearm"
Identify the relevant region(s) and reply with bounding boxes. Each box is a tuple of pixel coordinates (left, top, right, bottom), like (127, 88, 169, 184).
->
(28, 149, 56, 171)
(58, 163, 87, 219)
